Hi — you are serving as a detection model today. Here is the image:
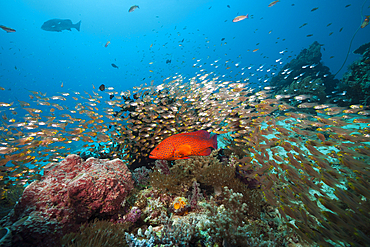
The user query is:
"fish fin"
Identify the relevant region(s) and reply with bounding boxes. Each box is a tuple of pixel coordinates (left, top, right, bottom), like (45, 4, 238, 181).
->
(211, 134, 218, 149)
(192, 130, 210, 138)
(177, 157, 191, 160)
(197, 148, 212, 156)
(174, 144, 192, 158)
(75, 21, 81, 32)
(176, 130, 210, 138)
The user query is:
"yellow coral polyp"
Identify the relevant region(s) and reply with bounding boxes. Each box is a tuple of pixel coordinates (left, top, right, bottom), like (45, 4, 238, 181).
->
(174, 202, 181, 210)
(172, 197, 188, 215)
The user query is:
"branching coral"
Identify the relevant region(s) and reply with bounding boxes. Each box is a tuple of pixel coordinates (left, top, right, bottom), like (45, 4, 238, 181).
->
(201, 187, 289, 246)
(132, 167, 152, 187)
(125, 212, 203, 246)
(149, 150, 263, 218)
(188, 181, 203, 210)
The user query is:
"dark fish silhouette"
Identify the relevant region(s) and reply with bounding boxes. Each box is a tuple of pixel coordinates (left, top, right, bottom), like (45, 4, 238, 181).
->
(0, 25, 16, 33)
(99, 84, 105, 91)
(111, 63, 119, 69)
(41, 19, 81, 32)
(128, 5, 139, 12)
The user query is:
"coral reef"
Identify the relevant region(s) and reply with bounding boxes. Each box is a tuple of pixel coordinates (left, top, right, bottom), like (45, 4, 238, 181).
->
(0, 185, 24, 219)
(0, 155, 134, 247)
(353, 41, 370, 56)
(171, 197, 190, 216)
(337, 42, 370, 105)
(0, 226, 12, 247)
(270, 41, 339, 100)
(131, 167, 152, 187)
(153, 160, 170, 175)
(1, 60, 370, 247)
(125, 213, 203, 246)
(188, 180, 203, 210)
(118, 206, 142, 224)
(149, 150, 263, 217)
(201, 187, 290, 246)
(233, 110, 370, 246)
(61, 219, 129, 247)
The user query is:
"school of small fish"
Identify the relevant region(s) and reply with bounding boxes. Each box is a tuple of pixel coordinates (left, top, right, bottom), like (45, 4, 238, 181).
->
(1, 1, 370, 246)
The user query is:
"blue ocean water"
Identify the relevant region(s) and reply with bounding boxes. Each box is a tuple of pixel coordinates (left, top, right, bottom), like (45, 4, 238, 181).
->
(1, 0, 368, 103)
(1, 1, 370, 246)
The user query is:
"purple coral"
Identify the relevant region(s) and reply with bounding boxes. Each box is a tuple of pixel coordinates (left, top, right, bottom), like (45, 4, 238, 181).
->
(189, 180, 204, 210)
(154, 160, 170, 175)
(125, 207, 142, 223)
(132, 166, 152, 186)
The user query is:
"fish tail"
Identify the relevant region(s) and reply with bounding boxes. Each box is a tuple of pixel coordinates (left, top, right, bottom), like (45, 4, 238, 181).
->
(75, 21, 81, 32)
(211, 134, 218, 150)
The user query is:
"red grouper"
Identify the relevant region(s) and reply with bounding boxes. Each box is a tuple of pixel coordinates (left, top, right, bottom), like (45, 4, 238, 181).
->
(149, 130, 218, 160)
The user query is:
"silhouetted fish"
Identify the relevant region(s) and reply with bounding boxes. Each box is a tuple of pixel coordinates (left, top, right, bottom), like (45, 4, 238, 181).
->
(0, 25, 16, 33)
(41, 19, 81, 32)
(128, 5, 139, 12)
(111, 63, 119, 69)
(99, 84, 105, 91)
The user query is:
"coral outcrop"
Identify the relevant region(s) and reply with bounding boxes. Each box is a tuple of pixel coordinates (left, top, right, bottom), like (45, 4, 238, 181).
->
(337, 42, 370, 105)
(270, 41, 339, 100)
(0, 155, 134, 247)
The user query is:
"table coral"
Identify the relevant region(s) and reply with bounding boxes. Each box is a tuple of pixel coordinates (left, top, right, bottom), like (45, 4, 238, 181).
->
(0, 154, 134, 247)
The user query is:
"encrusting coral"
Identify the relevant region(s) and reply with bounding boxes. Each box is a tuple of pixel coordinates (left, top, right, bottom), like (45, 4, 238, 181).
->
(0, 155, 134, 247)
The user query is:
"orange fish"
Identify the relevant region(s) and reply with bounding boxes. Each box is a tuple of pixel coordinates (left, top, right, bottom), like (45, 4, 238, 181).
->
(268, 0, 279, 7)
(149, 130, 218, 160)
(361, 15, 369, 28)
(105, 41, 110, 47)
(233, 15, 248, 23)
(0, 25, 16, 33)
